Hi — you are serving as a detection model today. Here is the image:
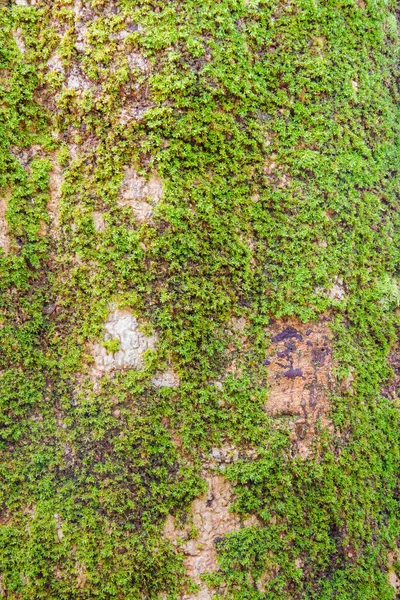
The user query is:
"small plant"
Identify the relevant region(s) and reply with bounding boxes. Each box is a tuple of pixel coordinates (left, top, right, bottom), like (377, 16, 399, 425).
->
(102, 338, 120, 353)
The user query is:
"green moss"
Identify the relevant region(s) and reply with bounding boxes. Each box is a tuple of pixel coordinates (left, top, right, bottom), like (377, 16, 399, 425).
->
(102, 337, 120, 353)
(0, 0, 399, 598)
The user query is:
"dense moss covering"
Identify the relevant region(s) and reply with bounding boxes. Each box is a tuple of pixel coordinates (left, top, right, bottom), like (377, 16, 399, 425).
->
(0, 0, 399, 598)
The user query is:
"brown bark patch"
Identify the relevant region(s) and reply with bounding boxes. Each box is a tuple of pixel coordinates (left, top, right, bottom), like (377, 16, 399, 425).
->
(265, 317, 335, 457)
(164, 475, 257, 600)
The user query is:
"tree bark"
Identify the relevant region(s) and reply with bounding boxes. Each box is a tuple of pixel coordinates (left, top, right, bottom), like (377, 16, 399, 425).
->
(0, 1, 399, 598)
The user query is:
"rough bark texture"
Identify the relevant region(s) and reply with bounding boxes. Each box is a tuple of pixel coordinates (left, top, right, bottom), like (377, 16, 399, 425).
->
(0, 1, 399, 599)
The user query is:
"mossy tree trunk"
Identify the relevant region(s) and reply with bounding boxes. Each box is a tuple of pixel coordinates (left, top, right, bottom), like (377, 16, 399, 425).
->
(0, 1, 399, 598)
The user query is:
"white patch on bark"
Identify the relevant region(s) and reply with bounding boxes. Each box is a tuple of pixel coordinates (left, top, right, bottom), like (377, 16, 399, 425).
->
(90, 306, 177, 386)
(328, 278, 346, 301)
(92, 308, 157, 373)
(12, 28, 26, 54)
(92, 211, 105, 232)
(152, 369, 179, 388)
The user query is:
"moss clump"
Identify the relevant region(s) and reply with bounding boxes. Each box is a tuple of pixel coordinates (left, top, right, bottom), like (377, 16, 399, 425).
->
(102, 337, 120, 353)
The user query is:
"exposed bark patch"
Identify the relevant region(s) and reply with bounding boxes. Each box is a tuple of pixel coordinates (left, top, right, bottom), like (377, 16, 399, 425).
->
(91, 307, 157, 374)
(265, 317, 335, 457)
(46, 53, 64, 75)
(151, 368, 179, 388)
(388, 550, 400, 595)
(0, 195, 9, 255)
(66, 65, 97, 93)
(262, 157, 291, 188)
(382, 334, 400, 588)
(327, 277, 346, 301)
(48, 159, 63, 231)
(164, 474, 257, 600)
(126, 51, 150, 73)
(76, 562, 87, 589)
(92, 210, 105, 233)
(11, 144, 42, 169)
(118, 103, 154, 125)
(162, 441, 259, 599)
(119, 169, 163, 223)
(12, 28, 25, 54)
(89, 306, 178, 387)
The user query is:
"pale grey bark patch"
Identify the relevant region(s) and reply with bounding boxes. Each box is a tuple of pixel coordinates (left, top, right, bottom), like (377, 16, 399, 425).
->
(388, 550, 400, 594)
(118, 104, 154, 124)
(48, 159, 63, 230)
(90, 308, 177, 387)
(118, 169, 163, 223)
(0, 197, 9, 255)
(12, 28, 25, 54)
(66, 67, 96, 92)
(92, 211, 105, 232)
(151, 369, 179, 388)
(46, 53, 65, 74)
(92, 308, 157, 373)
(126, 51, 149, 72)
(327, 278, 346, 301)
